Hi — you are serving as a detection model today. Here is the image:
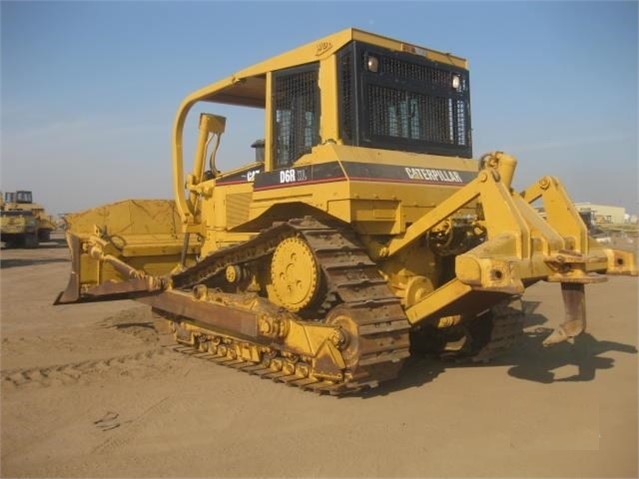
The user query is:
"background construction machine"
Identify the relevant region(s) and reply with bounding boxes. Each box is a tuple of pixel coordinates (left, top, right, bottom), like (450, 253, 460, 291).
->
(1, 191, 55, 248)
(56, 29, 637, 394)
(0, 190, 56, 248)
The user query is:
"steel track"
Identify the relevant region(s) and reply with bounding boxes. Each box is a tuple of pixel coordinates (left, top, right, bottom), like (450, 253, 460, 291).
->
(163, 218, 411, 394)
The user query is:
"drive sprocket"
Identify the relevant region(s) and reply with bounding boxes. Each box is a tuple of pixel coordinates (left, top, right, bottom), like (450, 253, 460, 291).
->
(269, 236, 321, 313)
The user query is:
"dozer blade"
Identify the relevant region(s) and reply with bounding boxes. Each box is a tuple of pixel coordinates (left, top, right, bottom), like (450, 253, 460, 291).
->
(54, 233, 82, 304)
(53, 231, 166, 305)
(54, 199, 199, 305)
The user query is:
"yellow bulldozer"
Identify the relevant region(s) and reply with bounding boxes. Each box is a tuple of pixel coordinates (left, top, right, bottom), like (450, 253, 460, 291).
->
(56, 29, 637, 394)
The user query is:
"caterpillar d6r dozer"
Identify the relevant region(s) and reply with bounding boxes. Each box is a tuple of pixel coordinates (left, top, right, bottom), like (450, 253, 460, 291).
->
(56, 29, 637, 394)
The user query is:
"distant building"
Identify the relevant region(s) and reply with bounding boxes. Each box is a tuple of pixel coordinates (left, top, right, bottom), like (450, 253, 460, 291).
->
(574, 203, 626, 224)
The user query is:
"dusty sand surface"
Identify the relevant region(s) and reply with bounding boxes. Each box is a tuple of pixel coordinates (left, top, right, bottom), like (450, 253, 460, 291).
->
(1, 235, 637, 478)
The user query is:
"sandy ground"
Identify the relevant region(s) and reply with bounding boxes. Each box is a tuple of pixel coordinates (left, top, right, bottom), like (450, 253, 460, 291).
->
(1, 235, 637, 478)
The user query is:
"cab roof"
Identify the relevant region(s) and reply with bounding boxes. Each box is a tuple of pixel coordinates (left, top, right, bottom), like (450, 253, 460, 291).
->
(191, 28, 468, 108)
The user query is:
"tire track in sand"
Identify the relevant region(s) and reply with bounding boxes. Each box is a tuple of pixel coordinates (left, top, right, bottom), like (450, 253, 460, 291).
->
(1, 348, 172, 388)
(91, 396, 173, 455)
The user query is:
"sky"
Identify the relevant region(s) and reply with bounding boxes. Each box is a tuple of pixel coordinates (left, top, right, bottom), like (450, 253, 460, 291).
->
(1, 1, 637, 216)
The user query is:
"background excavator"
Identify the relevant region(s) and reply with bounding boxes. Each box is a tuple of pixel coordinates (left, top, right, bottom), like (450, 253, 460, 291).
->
(55, 28, 637, 394)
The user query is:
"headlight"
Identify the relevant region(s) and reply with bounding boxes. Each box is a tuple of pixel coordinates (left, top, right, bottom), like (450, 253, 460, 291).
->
(366, 55, 379, 73)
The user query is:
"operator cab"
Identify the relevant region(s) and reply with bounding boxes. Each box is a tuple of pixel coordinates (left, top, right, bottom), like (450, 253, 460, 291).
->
(173, 28, 473, 224)
(4, 191, 33, 204)
(269, 41, 471, 169)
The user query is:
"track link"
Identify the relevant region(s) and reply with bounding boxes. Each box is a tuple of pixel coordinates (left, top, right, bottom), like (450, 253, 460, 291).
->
(470, 297, 524, 363)
(167, 343, 357, 395)
(410, 296, 524, 363)
(163, 217, 411, 394)
(296, 223, 410, 387)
